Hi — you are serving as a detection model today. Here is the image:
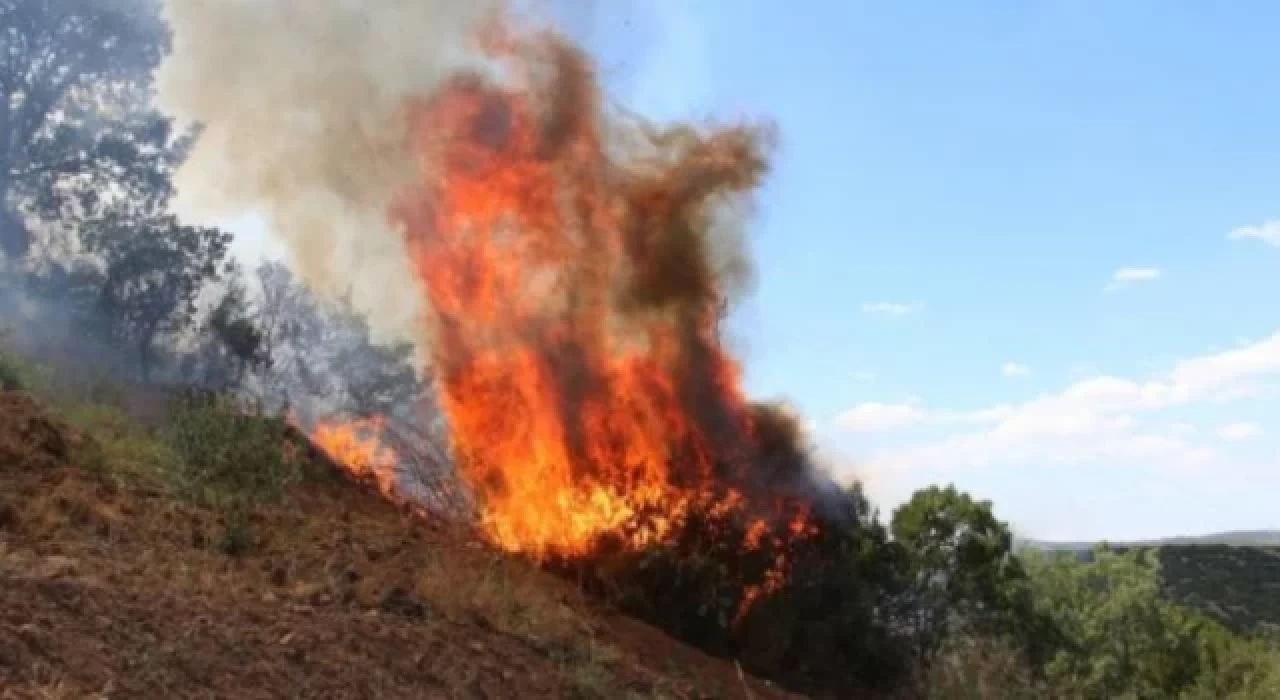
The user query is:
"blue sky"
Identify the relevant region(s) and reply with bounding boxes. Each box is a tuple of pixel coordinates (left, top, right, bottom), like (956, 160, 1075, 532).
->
(562, 0, 1280, 541)
(229, 1, 1279, 541)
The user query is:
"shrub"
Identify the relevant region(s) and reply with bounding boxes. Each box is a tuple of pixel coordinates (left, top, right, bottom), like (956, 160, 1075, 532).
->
(162, 389, 304, 550)
(0, 356, 24, 390)
(0, 330, 33, 391)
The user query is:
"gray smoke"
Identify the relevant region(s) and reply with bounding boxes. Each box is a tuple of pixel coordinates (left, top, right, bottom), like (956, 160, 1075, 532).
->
(153, 0, 507, 347)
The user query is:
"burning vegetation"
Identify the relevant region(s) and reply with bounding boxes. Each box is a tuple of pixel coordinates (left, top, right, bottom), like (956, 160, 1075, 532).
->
(395, 27, 817, 559)
(299, 15, 892, 688)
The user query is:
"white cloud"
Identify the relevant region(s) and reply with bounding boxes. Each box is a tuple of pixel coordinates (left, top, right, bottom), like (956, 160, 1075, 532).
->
(1105, 267, 1162, 291)
(852, 332, 1280, 473)
(1217, 422, 1263, 441)
(1228, 220, 1280, 248)
(1001, 362, 1031, 378)
(860, 301, 923, 317)
(833, 402, 925, 433)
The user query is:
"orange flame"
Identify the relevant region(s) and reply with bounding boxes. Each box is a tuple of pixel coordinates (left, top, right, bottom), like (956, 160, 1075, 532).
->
(266, 21, 825, 638)
(384, 21, 812, 566)
(312, 417, 400, 501)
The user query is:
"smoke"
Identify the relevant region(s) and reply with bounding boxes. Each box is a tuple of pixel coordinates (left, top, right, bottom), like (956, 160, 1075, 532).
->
(153, 0, 505, 346)
(153, 0, 829, 524)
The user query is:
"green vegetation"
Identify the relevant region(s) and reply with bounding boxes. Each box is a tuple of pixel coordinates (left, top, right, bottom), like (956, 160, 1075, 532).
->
(163, 391, 306, 553)
(1026, 539, 1280, 635)
(580, 480, 1280, 697)
(163, 392, 301, 507)
(1158, 545, 1280, 634)
(1024, 547, 1280, 698)
(1026, 530, 1280, 550)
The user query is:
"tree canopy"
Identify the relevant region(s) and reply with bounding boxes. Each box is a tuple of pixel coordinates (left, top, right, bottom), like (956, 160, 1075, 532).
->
(1, 0, 176, 259)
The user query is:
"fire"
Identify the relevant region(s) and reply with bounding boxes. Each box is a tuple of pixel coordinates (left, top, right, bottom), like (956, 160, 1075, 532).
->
(375, 17, 818, 568)
(311, 417, 400, 501)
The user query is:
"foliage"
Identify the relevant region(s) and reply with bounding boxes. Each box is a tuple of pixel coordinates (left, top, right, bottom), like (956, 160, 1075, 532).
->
(1021, 546, 1280, 699)
(0, 328, 29, 390)
(1157, 544, 1280, 634)
(61, 401, 175, 479)
(162, 390, 303, 544)
(890, 485, 1046, 660)
(62, 211, 234, 376)
(0, 352, 21, 390)
(183, 263, 271, 391)
(0, 0, 180, 259)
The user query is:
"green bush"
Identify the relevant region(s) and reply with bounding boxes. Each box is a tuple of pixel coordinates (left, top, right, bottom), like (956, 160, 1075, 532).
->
(0, 330, 32, 390)
(1181, 625, 1280, 699)
(60, 402, 174, 478)
(0, 356, 23, 390)
(162, 390, 304, 548)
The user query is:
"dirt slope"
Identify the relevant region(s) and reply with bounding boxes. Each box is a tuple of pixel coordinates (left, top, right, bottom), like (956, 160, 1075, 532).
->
(0, 391, 801, 699)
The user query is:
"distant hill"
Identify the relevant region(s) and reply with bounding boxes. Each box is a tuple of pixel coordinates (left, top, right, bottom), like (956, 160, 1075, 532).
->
(1021, 530, 1280, 552)
(1019, 532, 1280, 634)
(1158, 544, 1280, 633)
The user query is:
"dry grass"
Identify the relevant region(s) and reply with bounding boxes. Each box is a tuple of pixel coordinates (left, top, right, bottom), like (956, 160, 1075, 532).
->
(915, 635, 1044, 700)
(0, 383, 800, 699)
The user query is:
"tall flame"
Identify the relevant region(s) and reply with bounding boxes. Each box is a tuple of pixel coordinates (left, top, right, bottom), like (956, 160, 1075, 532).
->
(384, 19, 813, 566)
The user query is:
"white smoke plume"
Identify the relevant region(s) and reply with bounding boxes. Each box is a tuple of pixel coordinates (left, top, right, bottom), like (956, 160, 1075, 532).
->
(154, 0, 506, 346)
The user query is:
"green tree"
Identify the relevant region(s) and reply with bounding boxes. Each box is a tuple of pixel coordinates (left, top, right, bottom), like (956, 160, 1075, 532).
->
(66, 210, 233, 377)
(1025, 546, 1217, 698)
(890, 485, 1037, 657)
(1182, 623, 1280, 700)
(185, 262, 271, 391)
(0, 0, 178, 260)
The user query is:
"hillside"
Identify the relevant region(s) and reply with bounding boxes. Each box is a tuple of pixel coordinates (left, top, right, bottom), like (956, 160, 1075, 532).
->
(1024, 537, 1280, 634)
(1158, 545, 1280, 633)
(0, 389, 798, 699)
(1024, 530, 1280, 550)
